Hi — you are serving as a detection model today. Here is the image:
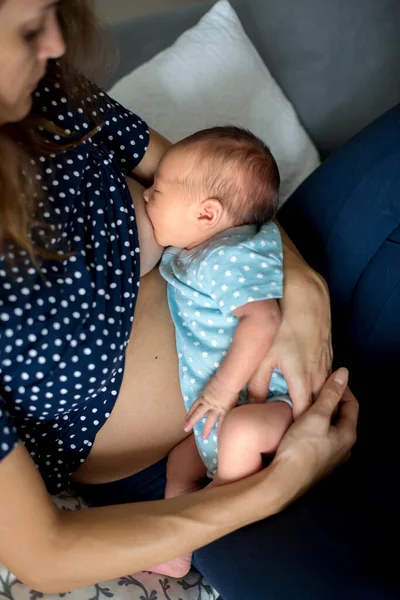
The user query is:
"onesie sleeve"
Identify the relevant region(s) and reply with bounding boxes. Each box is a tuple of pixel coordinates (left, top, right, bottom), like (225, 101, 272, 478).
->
(200, 223, 284, 316)
(0, 392, 19, 462)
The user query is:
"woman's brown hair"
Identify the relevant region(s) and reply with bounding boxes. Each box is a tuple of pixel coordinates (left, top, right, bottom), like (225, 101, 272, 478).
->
(0, 0, 108, 264)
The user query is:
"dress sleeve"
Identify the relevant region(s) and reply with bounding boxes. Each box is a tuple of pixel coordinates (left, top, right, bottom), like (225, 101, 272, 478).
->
(200, 223, 284, 316)
(0, 392, 19, 462)
(33, 78, 150, 174)
(95, 91, 150, 173)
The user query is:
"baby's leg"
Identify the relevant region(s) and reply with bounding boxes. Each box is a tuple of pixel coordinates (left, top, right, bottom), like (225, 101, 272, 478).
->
(165, 433, 208, 498)
(149, 435, 207, 578)
(125, 177, 164, 277)
(214, 402, 293, 486)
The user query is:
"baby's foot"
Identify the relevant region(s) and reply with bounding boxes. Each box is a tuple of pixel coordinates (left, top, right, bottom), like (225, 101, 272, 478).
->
(149, 553, 192, 578)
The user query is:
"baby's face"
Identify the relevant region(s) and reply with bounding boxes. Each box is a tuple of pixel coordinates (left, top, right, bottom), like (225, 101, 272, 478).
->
(143, 148, 200, 248)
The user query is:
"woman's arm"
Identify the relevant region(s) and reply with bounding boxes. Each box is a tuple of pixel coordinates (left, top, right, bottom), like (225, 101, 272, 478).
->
(247, 220, 332, 418)
(278, 221, 332, 401)
(0, 443, 283, 594)
(0, 370, 356, 594)
(133, 128, 172, 183)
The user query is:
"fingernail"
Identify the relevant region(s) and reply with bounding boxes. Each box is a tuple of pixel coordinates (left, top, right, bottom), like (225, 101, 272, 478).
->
(334, 368, 348, 386)
(184, 425, 190, 432)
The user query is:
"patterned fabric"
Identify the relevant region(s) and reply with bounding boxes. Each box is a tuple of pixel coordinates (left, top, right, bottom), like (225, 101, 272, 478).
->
(160, 223, 289, 474)
(0, 78, 149, 493)
(0, 491, 217, 600)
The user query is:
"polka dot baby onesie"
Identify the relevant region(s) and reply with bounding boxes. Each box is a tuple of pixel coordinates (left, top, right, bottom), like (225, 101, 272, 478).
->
(0, 78, 149, 493)
(160, 223, 290, 475)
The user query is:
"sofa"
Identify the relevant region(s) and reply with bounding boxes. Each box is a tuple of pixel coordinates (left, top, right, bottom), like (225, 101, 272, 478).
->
(107, 0, 400, 158)
(1, 1, 399, 599)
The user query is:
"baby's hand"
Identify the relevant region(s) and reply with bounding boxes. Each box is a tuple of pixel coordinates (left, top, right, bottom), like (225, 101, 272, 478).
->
(184, 377, 239, 440)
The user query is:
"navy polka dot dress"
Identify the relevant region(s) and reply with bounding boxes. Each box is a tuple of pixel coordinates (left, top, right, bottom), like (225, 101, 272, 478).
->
(0, 78, 149, 493)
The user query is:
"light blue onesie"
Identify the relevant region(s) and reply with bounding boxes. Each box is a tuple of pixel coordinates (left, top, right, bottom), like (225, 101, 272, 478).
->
(160, 223, 290, 475)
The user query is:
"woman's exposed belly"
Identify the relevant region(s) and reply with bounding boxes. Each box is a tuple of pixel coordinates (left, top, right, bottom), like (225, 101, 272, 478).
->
(72, 189, 188, 485)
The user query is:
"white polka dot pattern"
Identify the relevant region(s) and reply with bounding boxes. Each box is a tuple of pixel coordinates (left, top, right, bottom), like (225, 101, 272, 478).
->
(160, 223, 289, 475)
(0, 78, 149, 493)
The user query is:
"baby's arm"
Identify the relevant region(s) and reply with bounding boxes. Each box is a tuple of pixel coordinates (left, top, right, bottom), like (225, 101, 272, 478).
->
(185, 298, 281, 439)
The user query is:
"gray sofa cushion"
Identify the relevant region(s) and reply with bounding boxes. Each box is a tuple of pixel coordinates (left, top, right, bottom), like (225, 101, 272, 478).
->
(106, 0, 400, 157)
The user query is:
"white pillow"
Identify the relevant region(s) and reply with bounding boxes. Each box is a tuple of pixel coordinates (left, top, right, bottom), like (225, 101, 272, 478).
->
(110, 0, 320, 203)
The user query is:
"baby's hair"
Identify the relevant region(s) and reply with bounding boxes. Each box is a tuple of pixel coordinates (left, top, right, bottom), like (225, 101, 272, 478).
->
(174, 126, 280, 228)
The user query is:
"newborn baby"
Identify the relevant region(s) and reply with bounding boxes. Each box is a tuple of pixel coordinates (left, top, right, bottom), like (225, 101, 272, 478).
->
(142, 126, 293, 577)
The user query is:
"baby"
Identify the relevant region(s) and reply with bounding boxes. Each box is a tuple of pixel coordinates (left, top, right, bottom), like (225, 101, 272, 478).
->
(141, 126, 293, 577)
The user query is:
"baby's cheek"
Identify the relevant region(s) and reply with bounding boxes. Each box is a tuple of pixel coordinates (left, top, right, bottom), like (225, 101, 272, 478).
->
(145, 204, 156, 226)
(151, 222, 163, 245)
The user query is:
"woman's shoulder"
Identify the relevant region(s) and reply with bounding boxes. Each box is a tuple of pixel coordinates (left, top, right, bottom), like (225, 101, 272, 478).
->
(32, 75, 96, 136)
(32, 73, 149, 173)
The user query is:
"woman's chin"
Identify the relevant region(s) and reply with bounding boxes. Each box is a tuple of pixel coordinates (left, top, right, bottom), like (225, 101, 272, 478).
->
(7, 95, 33, 123)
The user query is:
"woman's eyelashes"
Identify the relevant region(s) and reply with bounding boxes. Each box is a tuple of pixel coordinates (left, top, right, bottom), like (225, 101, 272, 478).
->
(24, 26, 45, 42)
(23, 3, 60, 44)
(23, 18, 46, 43)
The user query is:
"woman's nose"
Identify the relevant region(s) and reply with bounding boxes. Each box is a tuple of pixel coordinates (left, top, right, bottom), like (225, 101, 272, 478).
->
(37, 13, 66, 62)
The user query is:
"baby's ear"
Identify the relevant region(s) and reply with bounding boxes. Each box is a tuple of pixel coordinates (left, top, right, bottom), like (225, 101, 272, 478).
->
(196, 198, 224, 230)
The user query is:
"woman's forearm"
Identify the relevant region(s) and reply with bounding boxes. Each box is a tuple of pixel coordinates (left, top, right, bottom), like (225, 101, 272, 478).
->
(44, 465, 285, 593)
(276, 219, 313, 273)
(271, 219, 332, 413)
(276, 219, 329, 310)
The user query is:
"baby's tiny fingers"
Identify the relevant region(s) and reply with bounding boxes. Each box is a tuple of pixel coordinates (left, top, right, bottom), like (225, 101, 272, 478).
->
(186, 398, 204, 420)
(184, 403, 208, 432)
(203, 412, 219, 440)
(216, 413, 226, 436)
(248, 393, 266, 404)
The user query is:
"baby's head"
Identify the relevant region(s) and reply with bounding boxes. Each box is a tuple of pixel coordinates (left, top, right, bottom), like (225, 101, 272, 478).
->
(144, 126, 280, 248)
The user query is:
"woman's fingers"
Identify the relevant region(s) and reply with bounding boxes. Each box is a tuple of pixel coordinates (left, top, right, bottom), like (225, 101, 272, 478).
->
(284, 360, 311, 419)
(335, 385, 359, 442)
(307, 368, 349, 424)
(271, 368, 359, 508)
(247, 360, 274, 404)
(310, 348, 332, 402)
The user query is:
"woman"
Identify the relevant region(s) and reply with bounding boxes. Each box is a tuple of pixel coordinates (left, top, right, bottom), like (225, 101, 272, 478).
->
(0, 0, 389, 597)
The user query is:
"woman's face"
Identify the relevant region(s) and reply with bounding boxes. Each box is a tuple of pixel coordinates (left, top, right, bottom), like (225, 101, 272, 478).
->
(0, 0, 65, 124)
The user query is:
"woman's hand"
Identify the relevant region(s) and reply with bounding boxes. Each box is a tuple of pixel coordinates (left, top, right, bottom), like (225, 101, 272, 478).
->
(248, 227, 333, 418)
(268, 368, 358, 509)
